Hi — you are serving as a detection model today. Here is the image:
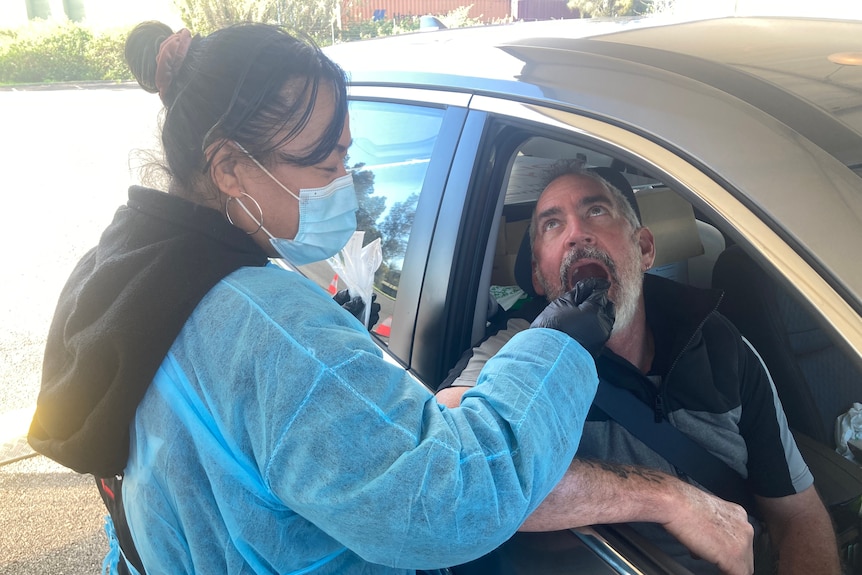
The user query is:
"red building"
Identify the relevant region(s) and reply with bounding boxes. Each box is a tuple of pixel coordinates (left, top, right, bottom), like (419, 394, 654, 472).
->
(342, 0, 578, 24)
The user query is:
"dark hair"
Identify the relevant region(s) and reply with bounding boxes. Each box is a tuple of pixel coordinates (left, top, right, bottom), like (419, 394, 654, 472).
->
(125, 21, 348, 195)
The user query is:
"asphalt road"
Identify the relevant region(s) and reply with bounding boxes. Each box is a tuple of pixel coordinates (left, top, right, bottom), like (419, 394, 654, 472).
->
(0, 83, 162, 573)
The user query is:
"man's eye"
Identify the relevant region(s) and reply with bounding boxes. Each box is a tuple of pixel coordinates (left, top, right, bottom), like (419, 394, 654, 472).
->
(587, 205, 609, 217)
(542, 220, 560, 232)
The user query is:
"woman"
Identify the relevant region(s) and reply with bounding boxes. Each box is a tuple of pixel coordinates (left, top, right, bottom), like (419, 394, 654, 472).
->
(28, 21, 612, 574)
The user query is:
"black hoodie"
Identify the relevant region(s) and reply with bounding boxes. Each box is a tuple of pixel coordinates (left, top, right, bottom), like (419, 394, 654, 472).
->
(28, 187, 267, 477)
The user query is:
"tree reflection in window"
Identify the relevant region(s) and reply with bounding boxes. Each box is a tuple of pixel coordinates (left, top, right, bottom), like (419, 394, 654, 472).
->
(350, 157, 419, 296)
(352, 159, 384, 244)
(377, 193, 418, 288)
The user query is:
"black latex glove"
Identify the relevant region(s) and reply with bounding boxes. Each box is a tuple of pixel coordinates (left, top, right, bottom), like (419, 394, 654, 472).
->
(334, 289, 381, 330)
(530, 277, 615, 357)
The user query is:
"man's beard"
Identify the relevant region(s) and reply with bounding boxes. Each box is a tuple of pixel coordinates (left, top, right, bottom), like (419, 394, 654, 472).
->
(536, 241, 643, 334)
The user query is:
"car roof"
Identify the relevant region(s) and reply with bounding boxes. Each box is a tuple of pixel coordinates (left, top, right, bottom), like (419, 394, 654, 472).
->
(329, 16, 862, 315)
(326, 16, 862, 170)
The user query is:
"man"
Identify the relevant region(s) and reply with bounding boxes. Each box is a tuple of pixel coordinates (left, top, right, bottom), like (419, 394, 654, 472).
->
(437, 166, 841, 574)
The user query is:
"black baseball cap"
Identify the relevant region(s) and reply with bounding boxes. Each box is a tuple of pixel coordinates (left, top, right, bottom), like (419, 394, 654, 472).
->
(588, 166, 641, 225)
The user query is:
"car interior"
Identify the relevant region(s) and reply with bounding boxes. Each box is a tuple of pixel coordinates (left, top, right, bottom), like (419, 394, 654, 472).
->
(457, 135, 862, 571)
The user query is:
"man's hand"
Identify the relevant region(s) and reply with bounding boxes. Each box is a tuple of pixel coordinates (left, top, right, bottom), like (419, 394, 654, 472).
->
(663, 481, 754, 575)
(333, 289, 381, 329)
(530, 277, 615, 357)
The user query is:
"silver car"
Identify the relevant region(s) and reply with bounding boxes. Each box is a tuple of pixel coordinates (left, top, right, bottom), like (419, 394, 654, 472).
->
(295, 15, 862, 573)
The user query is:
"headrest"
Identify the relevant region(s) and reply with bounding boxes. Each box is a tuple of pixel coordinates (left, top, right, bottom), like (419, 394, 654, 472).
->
(513, 167, 637, 297)
(636, 187, 703, 268)
(514, 225, 538, 297)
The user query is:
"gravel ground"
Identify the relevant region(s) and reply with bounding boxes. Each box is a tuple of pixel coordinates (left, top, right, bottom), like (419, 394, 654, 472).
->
(0, 457, 106, 574)
(0, 85, 161, 573)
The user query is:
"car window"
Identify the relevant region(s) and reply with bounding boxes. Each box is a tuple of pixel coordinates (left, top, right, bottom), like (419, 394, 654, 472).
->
(477, 129, 862, 450)
(296, 100, 445, 350)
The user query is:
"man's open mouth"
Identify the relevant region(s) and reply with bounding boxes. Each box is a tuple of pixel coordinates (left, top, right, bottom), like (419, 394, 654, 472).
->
(567, 262, 610, 291)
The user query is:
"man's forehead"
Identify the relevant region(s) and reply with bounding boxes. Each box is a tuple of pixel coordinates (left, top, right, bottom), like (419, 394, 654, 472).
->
(537, 174, 610, 209)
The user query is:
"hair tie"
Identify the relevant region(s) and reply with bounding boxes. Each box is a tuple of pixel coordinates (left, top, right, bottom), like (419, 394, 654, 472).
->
(155, 28, 192, 105)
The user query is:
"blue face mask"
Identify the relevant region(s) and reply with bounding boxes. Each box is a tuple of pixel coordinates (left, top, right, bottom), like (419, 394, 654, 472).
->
(234, 143, 358, 266)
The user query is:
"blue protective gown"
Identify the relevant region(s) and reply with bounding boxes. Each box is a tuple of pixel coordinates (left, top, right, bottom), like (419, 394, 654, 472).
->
(121, 264, 598, 574)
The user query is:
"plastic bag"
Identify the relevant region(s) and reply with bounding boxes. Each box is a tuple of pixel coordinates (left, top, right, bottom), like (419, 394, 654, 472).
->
(835, 402, 862, 461)
(328, 231, 382, 328)
(490, 285, 528, 311)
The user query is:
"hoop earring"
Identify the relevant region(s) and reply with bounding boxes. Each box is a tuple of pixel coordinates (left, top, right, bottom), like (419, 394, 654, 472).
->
(225, 193, 264, 235)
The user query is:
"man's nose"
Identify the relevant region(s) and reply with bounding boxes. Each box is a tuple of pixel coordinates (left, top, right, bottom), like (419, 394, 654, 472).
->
(565, 220, 594, 246)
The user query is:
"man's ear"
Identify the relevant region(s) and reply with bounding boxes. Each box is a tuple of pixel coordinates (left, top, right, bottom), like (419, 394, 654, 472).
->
(207, 141, 244, 198)
(531, 260, 545, 296)
(638, 226, 657, 271)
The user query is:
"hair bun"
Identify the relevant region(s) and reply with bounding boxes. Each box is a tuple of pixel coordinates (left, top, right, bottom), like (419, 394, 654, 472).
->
(125, 21, 175, 94)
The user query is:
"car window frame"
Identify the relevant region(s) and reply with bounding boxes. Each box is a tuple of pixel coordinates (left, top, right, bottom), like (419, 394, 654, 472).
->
(453, 95, 862, 370)
(345, 87, 471, 386)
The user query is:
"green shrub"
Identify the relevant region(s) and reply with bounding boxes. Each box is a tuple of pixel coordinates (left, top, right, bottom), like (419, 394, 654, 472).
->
(0, 5, 496, 85)
(338, 15, 419, 42)
(87, 28, 131, 81)
(0, 22, 131, 85)
(336, 5, 507, 42)
(176, 0, 340, 45)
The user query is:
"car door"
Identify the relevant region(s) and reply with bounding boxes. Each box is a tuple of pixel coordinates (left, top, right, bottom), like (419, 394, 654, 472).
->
(419, 94, 862, 572)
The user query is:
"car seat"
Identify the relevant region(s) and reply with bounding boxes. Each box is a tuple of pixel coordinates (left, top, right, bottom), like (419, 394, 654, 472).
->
(712, 244, 862, 447)
(712, 244, 862, 560)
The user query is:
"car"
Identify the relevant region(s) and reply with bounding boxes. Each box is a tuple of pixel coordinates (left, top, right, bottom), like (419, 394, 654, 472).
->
(289, 15, 862, 573)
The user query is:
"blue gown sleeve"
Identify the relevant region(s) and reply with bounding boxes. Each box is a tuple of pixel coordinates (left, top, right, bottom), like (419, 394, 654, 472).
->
(262, 320, 597, 569)
(160, 267, 600, 570)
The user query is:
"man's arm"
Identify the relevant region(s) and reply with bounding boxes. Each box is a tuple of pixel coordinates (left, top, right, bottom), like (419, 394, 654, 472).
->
(436, 386, 468, 408)
(436, 318, 528, 408)
(436, 345, 754, 574)
(436, 308, 754, 573)
(756, 487, 841, 575)
(733, 338, 842, 573)
(521, 459, 754, 575)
